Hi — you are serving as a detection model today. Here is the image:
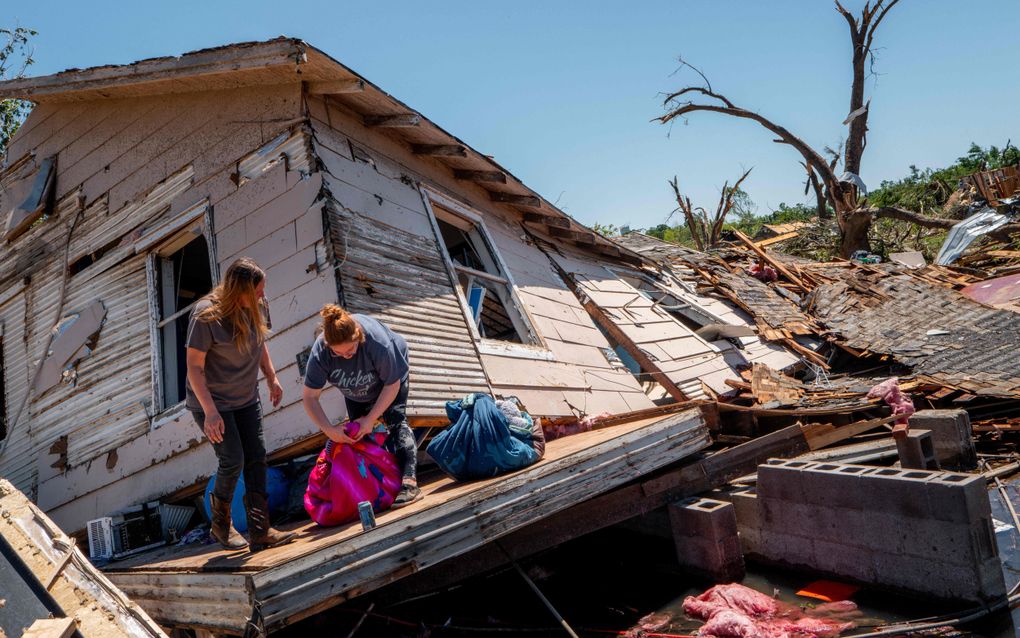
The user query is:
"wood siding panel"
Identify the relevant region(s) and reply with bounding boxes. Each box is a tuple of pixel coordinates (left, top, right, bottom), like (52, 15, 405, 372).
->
(551, 251, 740, 400)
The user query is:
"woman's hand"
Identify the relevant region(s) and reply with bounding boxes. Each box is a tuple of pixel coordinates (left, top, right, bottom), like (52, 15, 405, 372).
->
(267, 376, 284, 408)
(353, 420, 374, 441)
(204, 410, 225, 444)
(324, 424, 357, 446)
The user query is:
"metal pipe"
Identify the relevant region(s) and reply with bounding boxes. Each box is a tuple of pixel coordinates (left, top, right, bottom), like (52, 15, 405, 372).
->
(497, 543, 579, 638)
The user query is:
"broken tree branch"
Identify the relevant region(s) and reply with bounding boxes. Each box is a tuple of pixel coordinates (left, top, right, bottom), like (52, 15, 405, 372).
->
(869, 206, 957, 230)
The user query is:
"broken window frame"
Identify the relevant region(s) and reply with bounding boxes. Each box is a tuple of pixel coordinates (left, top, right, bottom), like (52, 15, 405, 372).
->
(0, 330, 6, 442)
(420, 187, 547, 355)
(605, 266, 728, 329)
(145, 206, 218, 424)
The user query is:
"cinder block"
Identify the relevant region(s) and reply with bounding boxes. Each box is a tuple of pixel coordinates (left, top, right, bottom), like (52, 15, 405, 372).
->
(729, 488, 760, 532)
(669, 499, 744, 582)
(756, 531, 816, 570)
(812, 538, 877, 583)
(668, 497, 738, 539)
(800, 464, 875, 510)
(925, 472, 991, 523)
(896, 429, 940, 470)
(857, 467, 938, 518)
(757, 461, 815, 503)
(909, 409, 977, 469)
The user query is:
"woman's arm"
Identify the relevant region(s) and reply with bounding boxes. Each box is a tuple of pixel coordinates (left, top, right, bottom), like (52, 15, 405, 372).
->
(186, 347, 225, 444)
(353, 380, 401, 440)
(302, 385, 356, 445)
(260, 343, 284, 408)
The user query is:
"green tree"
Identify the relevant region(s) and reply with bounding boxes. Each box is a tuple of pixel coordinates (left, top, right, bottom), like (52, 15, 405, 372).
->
(0, 27, 36, 157)
(591, 222, 619, 237)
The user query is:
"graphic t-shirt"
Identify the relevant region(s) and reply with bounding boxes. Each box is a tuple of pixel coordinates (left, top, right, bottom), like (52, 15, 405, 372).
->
(303, 314, 409, 403)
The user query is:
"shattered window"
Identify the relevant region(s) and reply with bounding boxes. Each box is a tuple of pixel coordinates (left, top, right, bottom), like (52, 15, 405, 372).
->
(153, 234, 213, 411)
(433, 213, 537, 345)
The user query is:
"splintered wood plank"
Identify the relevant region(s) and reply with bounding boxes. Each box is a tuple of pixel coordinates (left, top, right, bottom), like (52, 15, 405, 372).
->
(21, 618, 76, 638)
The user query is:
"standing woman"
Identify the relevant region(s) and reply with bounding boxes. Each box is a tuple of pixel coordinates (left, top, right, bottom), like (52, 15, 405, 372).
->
(186, 257, 296, 551)
(302, 305, 422, 507)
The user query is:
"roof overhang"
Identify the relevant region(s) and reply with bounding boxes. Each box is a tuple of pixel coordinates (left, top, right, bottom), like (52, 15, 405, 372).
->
(0, 37, 648, 267)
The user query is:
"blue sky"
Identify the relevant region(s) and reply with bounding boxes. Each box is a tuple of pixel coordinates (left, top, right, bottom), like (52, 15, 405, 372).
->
(7, 1, 1019, 229)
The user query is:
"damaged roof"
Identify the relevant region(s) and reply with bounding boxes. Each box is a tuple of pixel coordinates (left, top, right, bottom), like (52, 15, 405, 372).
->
(0, 37, 642, 266)
(618, 232, 1020, 399)
(806, 266, 1020, 397)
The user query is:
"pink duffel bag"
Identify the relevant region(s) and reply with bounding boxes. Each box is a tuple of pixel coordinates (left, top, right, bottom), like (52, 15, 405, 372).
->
(304, 422, 402, 526)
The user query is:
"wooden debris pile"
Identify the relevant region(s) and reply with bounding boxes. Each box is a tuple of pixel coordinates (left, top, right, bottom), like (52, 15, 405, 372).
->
(617, 230, 1020, 404)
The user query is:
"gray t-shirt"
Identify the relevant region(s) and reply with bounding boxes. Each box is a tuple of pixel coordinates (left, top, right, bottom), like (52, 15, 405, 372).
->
(185, 299, 267, 412)
(303, 314, 409, 403)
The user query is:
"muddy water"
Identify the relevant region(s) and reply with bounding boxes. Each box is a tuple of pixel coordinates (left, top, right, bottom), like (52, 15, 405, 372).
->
(279, 477, 1020, 637)
(285, 525, 988, 637)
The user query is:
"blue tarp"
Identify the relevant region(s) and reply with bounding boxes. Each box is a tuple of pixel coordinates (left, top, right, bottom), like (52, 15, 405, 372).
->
(426, 394, 541, 481)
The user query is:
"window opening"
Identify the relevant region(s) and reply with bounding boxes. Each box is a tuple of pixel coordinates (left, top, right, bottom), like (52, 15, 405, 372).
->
(434, 215, 535, 344)
(0, 337, 6, 441)
(154, 234, 213, 409)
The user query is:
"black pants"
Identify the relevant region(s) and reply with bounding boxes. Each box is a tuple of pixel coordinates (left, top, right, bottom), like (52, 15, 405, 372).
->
(345, 379, 416, 482)
(193, 402, 267, 502)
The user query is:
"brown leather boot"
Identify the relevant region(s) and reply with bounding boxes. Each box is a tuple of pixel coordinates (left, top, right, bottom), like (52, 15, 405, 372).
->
(209, 493, 248, 550)
(244, 493, 296, 552)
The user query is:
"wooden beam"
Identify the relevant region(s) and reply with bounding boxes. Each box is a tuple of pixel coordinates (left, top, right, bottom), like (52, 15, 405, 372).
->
(363, 113, 421, 128)
(411, 144, 467, 157)
(453, 170, 507, 184)
(732, 229, 808, 291)
(522, 211, 570, 229)
(306, 79, 365, 95)
(489, 191, 541, 208)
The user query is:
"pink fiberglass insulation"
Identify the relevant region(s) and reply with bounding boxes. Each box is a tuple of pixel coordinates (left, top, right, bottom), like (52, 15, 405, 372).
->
(866, 377, 915, 428)
(683, 584, 859, 638)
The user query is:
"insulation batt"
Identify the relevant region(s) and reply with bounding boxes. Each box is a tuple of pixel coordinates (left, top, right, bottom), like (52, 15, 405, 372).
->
(683, 584, 858, 638)
(866, 377, 915, 427)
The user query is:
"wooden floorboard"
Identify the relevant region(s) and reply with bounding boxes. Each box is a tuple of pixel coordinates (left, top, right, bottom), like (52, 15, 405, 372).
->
(105, 408, 709, 634)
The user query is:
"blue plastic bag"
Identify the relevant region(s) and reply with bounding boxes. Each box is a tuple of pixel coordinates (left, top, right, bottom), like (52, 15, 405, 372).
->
(202, 467, 289, 532)
(426, 394, 540, 481)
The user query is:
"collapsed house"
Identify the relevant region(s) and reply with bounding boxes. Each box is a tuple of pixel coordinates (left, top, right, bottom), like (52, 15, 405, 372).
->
(0, 38, 824, 633)
(3, 36, 1016, 637)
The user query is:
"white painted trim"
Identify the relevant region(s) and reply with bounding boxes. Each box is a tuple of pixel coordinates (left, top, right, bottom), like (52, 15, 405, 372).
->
(133, 199, 209, 254)
(420, 186, 546, 348)
(150, 401, 188, 430)
(145, 255, 163, 418)
(477, 340, 556, 361)
(419, 186, 483, 224)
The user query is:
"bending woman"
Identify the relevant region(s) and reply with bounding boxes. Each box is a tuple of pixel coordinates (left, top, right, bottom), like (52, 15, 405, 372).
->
(186, 257, 296, 551)
(302, 305, 422, 507)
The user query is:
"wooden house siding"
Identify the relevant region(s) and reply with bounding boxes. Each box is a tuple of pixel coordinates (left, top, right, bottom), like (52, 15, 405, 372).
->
(550, 250, 740, 401)
(305, 94, 653, 419)
(0, 47, 660, 532)
(0, 83, 359, 530)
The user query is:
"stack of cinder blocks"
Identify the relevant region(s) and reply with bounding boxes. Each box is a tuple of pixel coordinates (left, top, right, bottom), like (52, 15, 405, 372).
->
(909, 409, 978, 469)
(668, 497, 745, 582)
(739, 459, 1005, 603)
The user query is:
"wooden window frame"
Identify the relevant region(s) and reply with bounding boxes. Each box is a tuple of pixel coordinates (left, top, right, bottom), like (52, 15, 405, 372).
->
(419, 186, 552, 359)
(146, 205, 218, 426)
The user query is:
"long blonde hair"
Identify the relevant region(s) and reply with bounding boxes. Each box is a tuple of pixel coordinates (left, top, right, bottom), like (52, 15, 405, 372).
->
(319, 304, 364, 346)
(195, 257, 269, 352)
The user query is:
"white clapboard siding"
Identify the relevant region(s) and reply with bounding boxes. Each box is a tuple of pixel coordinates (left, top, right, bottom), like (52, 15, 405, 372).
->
(325, 205, 490, 414)
(551, 251, 740, 400)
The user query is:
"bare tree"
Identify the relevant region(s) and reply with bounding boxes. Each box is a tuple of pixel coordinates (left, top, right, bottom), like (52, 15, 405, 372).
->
(659, 1, 957, 257)
(669, 168, 753, 250)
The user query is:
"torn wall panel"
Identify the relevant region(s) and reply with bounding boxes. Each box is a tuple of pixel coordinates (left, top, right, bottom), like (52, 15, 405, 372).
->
(550, 250, 741, 400)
